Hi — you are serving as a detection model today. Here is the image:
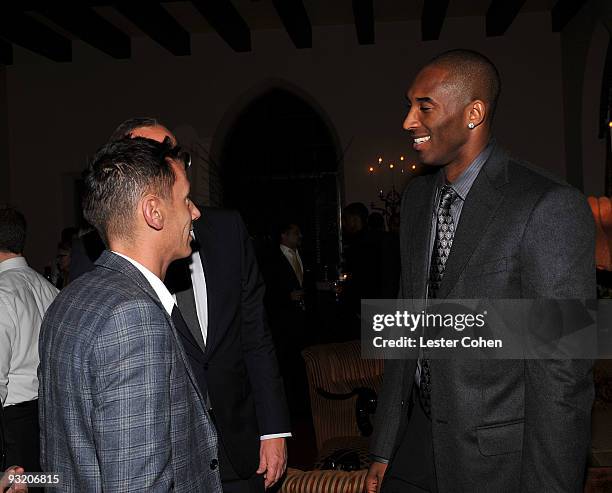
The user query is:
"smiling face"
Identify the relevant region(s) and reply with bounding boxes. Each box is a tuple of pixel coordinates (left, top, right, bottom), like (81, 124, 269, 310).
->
(403, 65, 473, 171)
(164, 160, 200, 260)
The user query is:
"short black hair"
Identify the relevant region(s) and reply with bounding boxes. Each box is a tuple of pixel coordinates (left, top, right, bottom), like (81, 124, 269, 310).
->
(277, 222, 299, 240)
(427, 49, 501, 121)
(344, 202, 369, 224)
(108, 117, 160, 142)
(0, 205, 26, 254)
(82, 137, 181, 246)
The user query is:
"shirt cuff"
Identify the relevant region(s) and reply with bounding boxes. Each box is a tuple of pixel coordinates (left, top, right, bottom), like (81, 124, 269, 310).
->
(260, 433, 292, 440)
(370, 455, 389, 464)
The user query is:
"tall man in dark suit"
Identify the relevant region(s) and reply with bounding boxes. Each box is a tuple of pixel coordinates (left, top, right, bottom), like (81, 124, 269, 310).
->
(117, 118, 291, 493)
(366, 50, 595, 492)
(39, 138, 221, 491)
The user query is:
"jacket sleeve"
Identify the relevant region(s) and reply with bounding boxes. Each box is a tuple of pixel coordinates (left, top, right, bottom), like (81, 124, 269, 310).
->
(519, 185, 595, 492)
(236, 212, 291, 436)
(89, 302, 175, 492)
(369, 359, 410, 461)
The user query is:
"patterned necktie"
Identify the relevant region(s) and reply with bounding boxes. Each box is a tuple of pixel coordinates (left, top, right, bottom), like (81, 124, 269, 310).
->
(419, 185, 458, 418)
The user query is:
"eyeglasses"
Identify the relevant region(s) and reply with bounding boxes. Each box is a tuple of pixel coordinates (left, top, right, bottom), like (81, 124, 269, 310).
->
(161, 136, 191, 169)
(172, 145, 191, 170)
(179, 149, 192, 169)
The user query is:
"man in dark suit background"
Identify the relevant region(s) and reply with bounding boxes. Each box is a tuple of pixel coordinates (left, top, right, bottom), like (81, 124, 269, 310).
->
(115, 119, 291, 493)
(263, 222, 311, 415)
(366, 50, 595, 492)
(39, 137, 221, 491)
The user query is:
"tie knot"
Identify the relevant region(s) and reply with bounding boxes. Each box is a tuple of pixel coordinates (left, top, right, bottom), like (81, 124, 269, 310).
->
(439, 186, 457, 210)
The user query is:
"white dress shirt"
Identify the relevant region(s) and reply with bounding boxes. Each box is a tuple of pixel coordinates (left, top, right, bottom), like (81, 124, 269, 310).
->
(280, 244, 303, 286)
(0, 256, 58, 406)
(186, 245, 209, 343)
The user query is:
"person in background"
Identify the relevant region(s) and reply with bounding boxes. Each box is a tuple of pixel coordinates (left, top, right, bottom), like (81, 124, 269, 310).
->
(0, 206, 58, 482)
(263, 222, 311, 416)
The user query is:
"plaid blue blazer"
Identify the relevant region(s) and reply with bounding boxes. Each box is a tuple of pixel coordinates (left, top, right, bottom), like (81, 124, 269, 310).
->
(39, 251, 222, 492)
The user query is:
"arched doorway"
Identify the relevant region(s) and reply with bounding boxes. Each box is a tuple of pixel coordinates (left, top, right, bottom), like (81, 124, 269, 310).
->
(219, 87, 341, 279)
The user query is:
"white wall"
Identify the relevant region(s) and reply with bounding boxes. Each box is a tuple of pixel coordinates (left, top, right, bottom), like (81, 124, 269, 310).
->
(4, 11, 577, 270)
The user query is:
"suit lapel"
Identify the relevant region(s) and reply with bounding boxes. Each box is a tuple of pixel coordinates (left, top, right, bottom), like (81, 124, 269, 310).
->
(406, 174, 439, 299)
(167, 257, 206, 352)
(436, 146, 509, 299)
(194, 216, 218, 356)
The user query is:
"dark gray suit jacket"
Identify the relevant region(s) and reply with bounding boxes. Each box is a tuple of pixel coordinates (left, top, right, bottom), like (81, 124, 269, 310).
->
(39, 251, 222, 492)
(370, 144, 596, 492)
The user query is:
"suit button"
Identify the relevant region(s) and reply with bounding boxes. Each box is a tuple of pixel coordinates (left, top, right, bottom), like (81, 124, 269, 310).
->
(210, 459, 218, 470)
(401, 400, 405, 406)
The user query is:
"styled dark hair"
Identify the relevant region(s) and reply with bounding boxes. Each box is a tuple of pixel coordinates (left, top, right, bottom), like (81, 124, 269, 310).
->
(108, 117, 160, 142)
(0, 205, 26, 254)
(82, 137, 180, 246)
(277, 222, 299, 241)
(427, 49, 501, 121)
(343, 202, 369, 224)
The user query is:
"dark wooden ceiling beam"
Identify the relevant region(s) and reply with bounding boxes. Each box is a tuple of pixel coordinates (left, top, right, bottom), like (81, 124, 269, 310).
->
(192, 0, 251, 52)
(0, 10, 71, 62)
(551, 0, 589, 32)
(421, 0, 449, 41)
(352, 0, 374, 45)
(115, 2, 190, 56)
(0, 38, 13, 65)
(272, 0, 311, 49)
(486, 0, 527, 36)
(36, 5, 130, 59)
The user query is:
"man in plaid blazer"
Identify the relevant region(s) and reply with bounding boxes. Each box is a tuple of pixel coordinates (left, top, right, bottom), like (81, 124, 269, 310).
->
(39, 137, 221, 491)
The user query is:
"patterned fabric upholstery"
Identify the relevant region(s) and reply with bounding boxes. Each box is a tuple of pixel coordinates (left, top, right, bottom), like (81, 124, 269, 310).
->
(301, 341, 384, 453)
(280, 468, 367, 493)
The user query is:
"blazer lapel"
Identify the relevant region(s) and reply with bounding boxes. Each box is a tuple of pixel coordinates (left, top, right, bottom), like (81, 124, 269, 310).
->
(406, 174, 439, 299)
(193, 216, 218, 356)
(167, 257, 206, 352)
(436, 146, 509, 299)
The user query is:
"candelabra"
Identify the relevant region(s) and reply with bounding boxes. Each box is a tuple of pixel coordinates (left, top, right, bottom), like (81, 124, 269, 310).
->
(368, 156, 418, 228)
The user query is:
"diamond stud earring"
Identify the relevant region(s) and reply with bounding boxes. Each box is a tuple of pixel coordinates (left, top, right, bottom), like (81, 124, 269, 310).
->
(468, 122, 475, 129)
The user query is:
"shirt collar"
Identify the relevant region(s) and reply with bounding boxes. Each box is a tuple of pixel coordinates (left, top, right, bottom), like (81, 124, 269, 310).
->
(111, 251, 175, 315)
(280, 244, 297, 255)
(443, 139, 495, 201)
(0, 256, 28, 274)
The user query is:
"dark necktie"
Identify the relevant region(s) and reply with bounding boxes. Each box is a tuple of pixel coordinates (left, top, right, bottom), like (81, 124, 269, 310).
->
(420, 185, 458, 418)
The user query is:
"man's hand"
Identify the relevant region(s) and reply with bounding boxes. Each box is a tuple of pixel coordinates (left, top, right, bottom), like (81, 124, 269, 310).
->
(256, 438, 287, 489)
(1, 466, 27, 492)
(365, 461, 388, 493)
